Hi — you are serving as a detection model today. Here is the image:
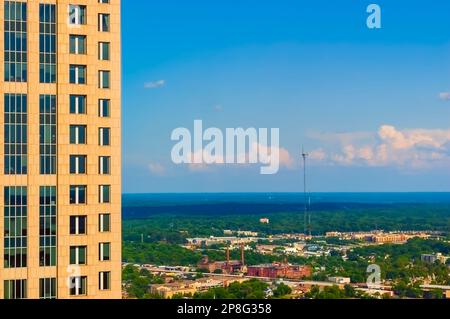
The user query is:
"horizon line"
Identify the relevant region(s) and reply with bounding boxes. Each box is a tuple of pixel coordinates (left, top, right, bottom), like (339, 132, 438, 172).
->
(122, 191, 450, 195)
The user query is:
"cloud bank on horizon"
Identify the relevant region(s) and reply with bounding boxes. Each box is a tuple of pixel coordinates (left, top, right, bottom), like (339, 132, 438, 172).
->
(309, 125, 450, 169)
(147, 124, 450, 177)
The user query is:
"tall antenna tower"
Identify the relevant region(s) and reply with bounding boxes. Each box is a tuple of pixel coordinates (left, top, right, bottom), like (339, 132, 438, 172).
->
(302, 147, 310, 236)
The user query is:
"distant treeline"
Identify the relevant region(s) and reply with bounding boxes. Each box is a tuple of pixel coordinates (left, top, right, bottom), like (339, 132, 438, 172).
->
(123, 202, 393, 219)
(123, 203, 450, 242)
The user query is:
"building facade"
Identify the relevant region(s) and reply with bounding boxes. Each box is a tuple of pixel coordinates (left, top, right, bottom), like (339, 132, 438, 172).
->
(247, 263, 311, 280)
(0, 0, 121, 299)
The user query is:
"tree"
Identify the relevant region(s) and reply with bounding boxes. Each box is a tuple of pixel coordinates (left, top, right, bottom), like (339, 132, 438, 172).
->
(394, 281, 423, 299)
(344, 284, 356, 298)
(122, 265, 164, 299)
(273, 283, 292, 298)
(426, 289, 444, 300)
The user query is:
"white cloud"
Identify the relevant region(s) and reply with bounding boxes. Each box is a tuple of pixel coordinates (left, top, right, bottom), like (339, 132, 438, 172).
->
(279, 147, 295, 168)
(309, 125, 450, 169)
(148, 162, 166, 175)
(439, 92, 450, 101)
(144, 80, 166, 89)
(251, 143, 295, 169)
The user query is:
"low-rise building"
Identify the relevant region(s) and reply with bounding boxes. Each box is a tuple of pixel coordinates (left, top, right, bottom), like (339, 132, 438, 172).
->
(256, 245, 280, 255)
(237, 230, 259, 237)
(223, 230, 259, 237)
(150, 277, 250, 299)
(325, 232, 342, 238)
(421, 253, 449, 264)
(369, 234, 408, 243)
(194, 278, 225, 291)
(197, 256, 244, 274)
(197, 244, 246, 274)
(284, 247, 300, 255)
(187, 236, 258, 247)
(247, 263, 311, 279)
(328, 277, 351, 284)
(324, 230, 432, 242)
(150, 281, 197, 299)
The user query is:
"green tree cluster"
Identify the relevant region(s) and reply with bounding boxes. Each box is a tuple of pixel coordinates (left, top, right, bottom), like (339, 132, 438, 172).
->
(122, 265, 164, 299)
(193, 279, 269, 299)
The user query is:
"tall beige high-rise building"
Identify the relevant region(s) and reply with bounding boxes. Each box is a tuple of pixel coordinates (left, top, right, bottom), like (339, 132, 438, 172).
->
(0, 0, 121, 299)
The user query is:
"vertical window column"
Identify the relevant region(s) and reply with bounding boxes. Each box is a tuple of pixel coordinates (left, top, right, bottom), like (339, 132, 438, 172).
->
(39, 4, 56, 83)
(40, 95, 57, 175)
(4, 1, 27, 82)
(4, 186, 27, 269)
(39, 186, 57, 267)
(4, 280, 27, 299)
(39, 278, 56, 299)
(4, 94, 27, 175)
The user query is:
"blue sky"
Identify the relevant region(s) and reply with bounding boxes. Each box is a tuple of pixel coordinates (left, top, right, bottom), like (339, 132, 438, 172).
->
(122, 0, 450, 193)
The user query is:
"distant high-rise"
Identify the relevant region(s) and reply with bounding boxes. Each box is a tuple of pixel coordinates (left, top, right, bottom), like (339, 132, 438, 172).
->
(0, 0, 122, 299)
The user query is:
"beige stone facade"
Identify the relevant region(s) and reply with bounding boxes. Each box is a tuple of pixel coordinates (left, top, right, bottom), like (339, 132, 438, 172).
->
(0, 0, 121, 299)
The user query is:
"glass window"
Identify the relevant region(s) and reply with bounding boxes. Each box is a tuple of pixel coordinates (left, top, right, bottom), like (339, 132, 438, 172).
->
(70, 125, 87, 144)
(4, 186, 28, 269)
(4, 94, 28, 175)
(39, 186, 57, 267)
(4, 280, 27, 299)
(99, 214, 111, 232)
(99, 156, 111, 175)
(99, 272, 111, 290)
(69, 246, 87, 265)
(69, 35, 86, 54)
(39, 4, 56, 83)
(70, 185, 87, 204)
(99, 185, 110, 204)
(99, 70, 110, 89)
(69, 65, 86, 84)
(4, 1, 28, 82)
(70, 216, 87, 235)
(70, 95, 86, 114)
(99, 242, 110, 261)
(39, 95, 57, 175)
(99, 99, 110, 117)
(39, 278, 56, 299)
(98, 13, 110, 32)
(70, 155, 87, 174)
(99, 128, 110, 146)
(69, 5, 86, 25)
(69, 276, 87, 296)
(99, 42, 110, 60)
